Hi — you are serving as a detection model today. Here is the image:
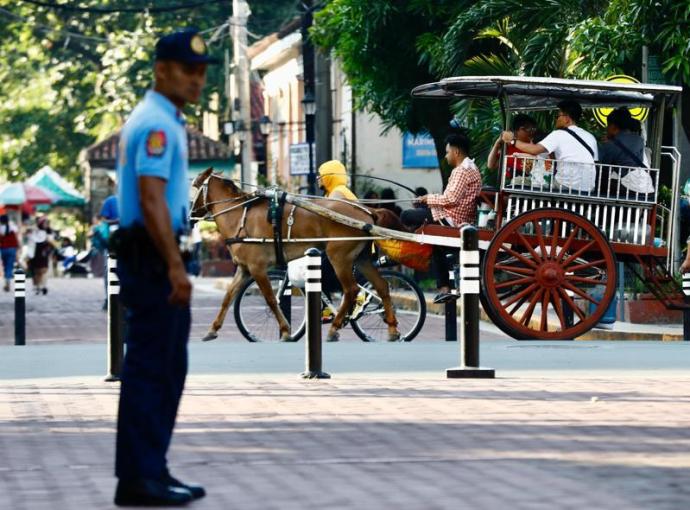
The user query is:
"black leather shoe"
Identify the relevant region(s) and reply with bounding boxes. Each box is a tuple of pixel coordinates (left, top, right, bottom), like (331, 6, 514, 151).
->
(114, 478, 193, 507)
(164, 473, 206, 500)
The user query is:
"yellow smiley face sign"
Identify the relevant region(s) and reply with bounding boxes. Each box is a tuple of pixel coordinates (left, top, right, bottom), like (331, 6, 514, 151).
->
(594, 75, 649, 127)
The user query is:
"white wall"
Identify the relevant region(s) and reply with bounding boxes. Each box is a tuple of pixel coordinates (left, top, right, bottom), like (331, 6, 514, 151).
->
(354, 112, 443, 198)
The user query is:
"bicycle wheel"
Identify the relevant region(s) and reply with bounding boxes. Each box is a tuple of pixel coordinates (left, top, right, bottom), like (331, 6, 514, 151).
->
(350, 269, 426, 342)
(233, 270, 306, 342)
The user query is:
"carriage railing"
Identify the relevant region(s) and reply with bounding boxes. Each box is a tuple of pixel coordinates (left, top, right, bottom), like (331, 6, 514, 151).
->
(501, 155, 660, 204)
(498, 152, 679, 253)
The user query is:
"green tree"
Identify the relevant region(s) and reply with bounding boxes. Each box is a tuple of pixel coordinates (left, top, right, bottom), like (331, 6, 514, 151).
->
(311, 0, 470, 184)
(0, 0, 296, 184)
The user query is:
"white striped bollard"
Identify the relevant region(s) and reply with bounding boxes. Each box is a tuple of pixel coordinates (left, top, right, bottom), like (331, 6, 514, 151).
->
(447, 225, 494, 378)
(301, 248, 330, 379)
(14, 268, 25, 346)
(105, 255, 125, 382)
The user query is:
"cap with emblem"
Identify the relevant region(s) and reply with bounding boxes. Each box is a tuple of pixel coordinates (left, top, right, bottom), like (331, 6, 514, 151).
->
(155, 29, 219, 64)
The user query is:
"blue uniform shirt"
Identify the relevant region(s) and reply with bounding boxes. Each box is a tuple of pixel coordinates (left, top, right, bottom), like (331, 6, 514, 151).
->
(117, 90, 189, 233)
(99, 195, 119, 222)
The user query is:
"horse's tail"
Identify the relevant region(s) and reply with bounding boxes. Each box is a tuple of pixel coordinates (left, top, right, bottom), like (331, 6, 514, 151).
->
(369, 208, 410, 232)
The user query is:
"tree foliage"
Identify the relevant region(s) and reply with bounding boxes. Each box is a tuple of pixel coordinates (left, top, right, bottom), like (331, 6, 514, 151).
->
(0, 0, 296, 184)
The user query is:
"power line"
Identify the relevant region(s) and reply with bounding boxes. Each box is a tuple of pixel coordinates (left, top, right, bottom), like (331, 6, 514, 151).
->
(19, 0, 225, 14)
(0, 6, 108, 42)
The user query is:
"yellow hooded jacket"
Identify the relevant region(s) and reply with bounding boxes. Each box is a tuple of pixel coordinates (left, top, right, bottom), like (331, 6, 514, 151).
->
(318, 160, 358, 200)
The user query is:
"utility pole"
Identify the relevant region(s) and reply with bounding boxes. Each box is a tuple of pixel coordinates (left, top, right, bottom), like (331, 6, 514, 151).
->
(301, 0, 317, 195)
(231, 0, 252, 189)
(315, 51, 332, 169)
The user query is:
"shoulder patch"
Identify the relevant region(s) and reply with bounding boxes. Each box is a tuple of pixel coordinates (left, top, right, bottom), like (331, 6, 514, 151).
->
(146, 130, 167, 157)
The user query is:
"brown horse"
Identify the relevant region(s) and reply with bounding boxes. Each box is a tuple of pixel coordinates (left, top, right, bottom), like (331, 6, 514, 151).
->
(191, 167, 401, 342)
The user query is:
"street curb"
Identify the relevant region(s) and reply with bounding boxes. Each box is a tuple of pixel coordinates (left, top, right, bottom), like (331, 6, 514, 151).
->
(214, 278, 684, 341)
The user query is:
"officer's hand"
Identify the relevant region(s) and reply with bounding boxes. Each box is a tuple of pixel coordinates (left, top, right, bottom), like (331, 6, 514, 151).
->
(168, 264, 192, 306)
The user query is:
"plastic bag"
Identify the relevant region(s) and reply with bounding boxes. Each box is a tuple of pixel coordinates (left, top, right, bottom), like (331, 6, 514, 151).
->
(621, 168, 654, 194)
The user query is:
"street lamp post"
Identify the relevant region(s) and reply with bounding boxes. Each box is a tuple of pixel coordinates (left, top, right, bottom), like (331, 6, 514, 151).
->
(302, 91, 317, 194)
(259, 115, 272, 183)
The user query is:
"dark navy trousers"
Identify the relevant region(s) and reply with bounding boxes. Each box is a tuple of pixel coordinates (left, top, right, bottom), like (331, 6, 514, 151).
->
(115, 260, 190, 481)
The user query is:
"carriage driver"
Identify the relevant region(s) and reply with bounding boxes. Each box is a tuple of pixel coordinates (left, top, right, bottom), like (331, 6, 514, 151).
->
(110, 29, 216, 506)
(401, 132, 482, 303)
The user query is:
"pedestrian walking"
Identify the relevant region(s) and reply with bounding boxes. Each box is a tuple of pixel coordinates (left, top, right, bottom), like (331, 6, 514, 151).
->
(27, 217, 53, 295)
(0, 211, 19, 292)
(110, 29, 216, 507)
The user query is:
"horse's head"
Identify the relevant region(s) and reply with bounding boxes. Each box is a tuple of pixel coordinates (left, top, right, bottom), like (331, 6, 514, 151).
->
(189, 167, 247, 223)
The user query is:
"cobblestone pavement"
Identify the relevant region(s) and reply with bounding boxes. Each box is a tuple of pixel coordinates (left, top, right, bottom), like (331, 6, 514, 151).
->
(1, 374, 689, 510)
(0, 276, 509, 345)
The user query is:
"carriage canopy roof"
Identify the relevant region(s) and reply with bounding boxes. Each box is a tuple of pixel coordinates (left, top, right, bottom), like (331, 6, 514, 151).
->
(411, 76, 682, 110)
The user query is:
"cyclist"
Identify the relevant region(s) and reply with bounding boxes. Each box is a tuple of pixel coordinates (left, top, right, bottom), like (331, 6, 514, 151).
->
(317, 160, 367, 323)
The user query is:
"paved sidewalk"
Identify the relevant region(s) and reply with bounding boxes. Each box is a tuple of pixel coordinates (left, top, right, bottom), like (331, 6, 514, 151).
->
(2, 341, 690, 509)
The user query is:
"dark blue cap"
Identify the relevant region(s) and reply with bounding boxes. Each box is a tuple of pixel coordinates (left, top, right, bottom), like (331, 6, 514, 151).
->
(155, 30, 219, 64)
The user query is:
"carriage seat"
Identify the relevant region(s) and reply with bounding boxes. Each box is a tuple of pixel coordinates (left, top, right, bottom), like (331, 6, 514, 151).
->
(415, 224, 462, 238)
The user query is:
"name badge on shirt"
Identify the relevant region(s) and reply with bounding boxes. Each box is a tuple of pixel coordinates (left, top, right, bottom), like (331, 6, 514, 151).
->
(146, 130, 167, 157)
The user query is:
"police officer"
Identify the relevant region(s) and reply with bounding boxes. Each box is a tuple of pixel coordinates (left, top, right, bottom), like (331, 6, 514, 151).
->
(113, 30, 217, 507)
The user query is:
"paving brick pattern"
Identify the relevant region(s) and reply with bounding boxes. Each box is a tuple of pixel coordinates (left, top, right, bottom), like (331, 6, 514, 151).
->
(1, 375, 689, 509)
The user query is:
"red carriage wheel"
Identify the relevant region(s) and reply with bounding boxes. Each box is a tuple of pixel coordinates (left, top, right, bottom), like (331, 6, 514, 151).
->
(481, 208, 616, 340)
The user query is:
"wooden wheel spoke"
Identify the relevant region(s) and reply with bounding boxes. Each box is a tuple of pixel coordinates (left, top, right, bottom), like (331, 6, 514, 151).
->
(534, 221, 549, 260)
(565, 259, 608, 273)
(495, 264, 535, 276)
(556, 225, 580, 263)
(561, 240, 597, 268)
(550, 219, 560, 259)
(508, 293, 531, 316)
(502, 245, 539, 269)
(519, 288, 543, 326)
(515, 231, 543, 264)
(502, 282, 538, 310)
(550, 289, 566, 330)
(565, 275, 606, 286)
(557, 287, 586, 321)
(563, 282, 599, 305)
(495, 276, 534, 290)
(540, 290, 550, 331)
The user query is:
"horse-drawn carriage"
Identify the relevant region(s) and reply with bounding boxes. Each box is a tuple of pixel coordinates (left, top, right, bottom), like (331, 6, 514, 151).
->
(412, 76, 686, 339)
(193, 75, 686, 342)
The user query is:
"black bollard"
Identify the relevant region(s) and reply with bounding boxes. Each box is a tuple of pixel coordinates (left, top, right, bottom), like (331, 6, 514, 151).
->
(301, 248, 330, 379)
(445, 254, 457, 342)
(105, 256, 125, 382)
(447, 226, 495, 379)
(683, 273, 690, 342)
(14, 268, 25, 346)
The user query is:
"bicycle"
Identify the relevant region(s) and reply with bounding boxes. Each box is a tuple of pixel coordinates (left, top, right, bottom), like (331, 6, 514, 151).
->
(233, 267, 426, 342)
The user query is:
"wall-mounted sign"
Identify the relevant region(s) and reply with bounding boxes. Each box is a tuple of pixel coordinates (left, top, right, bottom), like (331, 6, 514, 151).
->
(594, 75, 650, 127)
(402, 132, 438, 168)
(290, 143, 312, 176)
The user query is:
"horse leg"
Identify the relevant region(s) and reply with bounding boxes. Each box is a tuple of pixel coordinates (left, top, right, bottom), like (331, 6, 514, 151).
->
(356, 258, 400, 341)
(250, 271, 292, 341)
(327, 258, 359, 343)
(203, 265, 250, 341)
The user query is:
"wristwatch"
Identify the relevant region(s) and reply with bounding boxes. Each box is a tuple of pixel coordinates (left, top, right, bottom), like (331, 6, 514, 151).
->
(510, 137, 517, 146)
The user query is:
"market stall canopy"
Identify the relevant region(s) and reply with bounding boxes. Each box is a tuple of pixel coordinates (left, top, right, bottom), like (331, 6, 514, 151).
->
(0, 182, 57, 206)
(411, 76, 683, 110)
(27, 166, 86, 207)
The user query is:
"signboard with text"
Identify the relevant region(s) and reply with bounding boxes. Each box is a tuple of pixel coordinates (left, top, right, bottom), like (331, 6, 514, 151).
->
(402, 132, 438, 168)
(290, 143, 312, 176)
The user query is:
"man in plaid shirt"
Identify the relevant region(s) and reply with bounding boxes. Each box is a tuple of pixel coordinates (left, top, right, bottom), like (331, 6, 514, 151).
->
(402, 132, 482, 301)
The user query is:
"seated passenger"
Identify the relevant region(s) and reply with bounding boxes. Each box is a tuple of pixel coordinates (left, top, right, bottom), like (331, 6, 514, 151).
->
(502, 100, 598, 193)
(488, 114, 538, 183)
(401, 132, 482, 302)
(599, 107, 646, 167)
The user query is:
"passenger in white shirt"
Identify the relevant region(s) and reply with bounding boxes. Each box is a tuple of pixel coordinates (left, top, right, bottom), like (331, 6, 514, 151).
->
(502, 101, 598, 193)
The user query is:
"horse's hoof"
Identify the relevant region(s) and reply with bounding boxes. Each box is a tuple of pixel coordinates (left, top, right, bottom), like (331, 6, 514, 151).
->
(388, 332, 401, 342)
(202, 331, 218, 342)
(326, 332, 340, 342)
